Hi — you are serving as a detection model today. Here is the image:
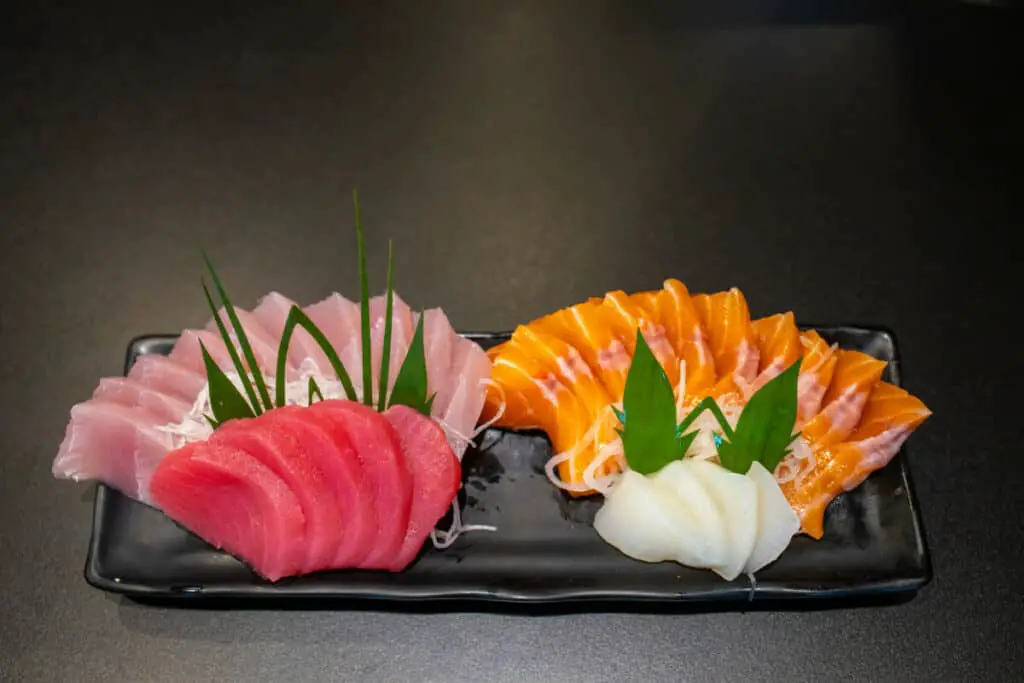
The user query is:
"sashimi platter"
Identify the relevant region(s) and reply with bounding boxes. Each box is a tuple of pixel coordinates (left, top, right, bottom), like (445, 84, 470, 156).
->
(53, 194, 932, 605)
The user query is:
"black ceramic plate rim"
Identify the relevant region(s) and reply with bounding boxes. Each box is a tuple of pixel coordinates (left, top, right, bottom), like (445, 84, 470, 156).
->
(83, 325, 932, 604)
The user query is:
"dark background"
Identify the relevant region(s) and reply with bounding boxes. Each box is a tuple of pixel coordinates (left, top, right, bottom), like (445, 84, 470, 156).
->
(1, 2, 1021, 681)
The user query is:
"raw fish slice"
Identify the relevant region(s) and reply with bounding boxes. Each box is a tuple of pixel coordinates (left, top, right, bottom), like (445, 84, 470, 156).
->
(52, 402, 173, 502)
(126, 355, 206, 403)
(628, 290, 660, 314)
(269, 405, 377, 568)
(601, 290, 680, 387)
(212, 410, 347, 574)
(150, 441, 306, 582)
(782, 382, 931, 538)
(92, 377, 193, 424)
(482, 340, 594, 489)
(305, 293, 364, 389)
(168, 329, 278, 377)
(384, 405, 461, 571)
(422, 308, 456, 414)
(801, 349, 887, 448)
(748, 312, 802, 396)
(692, 288, 760, 403)
(656, 279, 716, 399)
(533, 302, 631, 400)
(252, 292, 328, 376)
(307, 400, 411, 570)
(440, 337, 493, 459)
(369, 294, 414, 397)
(507, 326, 619, 474)
(796, 330, 838, 423)
(204, 306, 294, 379)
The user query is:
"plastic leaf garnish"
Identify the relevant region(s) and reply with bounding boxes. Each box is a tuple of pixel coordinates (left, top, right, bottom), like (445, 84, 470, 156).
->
(354, 190, 373, 407)
(377, 240, 395, 411)
(199, 341, 255, 425)
(201, 278, 262, 417)
(388, 313, 434, 416)
(308, 377, 325, 405)
(202, 253, 273, 412)
(275, 305, 358, 406)
(717, 359, 802, 474)
(615, 329, 686, 475)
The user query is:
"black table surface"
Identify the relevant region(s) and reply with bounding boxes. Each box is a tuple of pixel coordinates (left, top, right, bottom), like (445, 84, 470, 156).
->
(1, 2, 1021, 681)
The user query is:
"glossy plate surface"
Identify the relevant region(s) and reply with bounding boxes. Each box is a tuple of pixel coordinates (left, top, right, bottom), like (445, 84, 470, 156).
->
(85, 327, 931, 606)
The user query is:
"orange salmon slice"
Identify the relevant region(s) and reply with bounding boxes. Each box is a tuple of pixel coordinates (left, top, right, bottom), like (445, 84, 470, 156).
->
(784, 382, 931, 538)
(748, 312, 802, 396)
(601, 290, 680, 387)
(534, 302, 630, 400)
(692, 288, 760, 400)
(801, 349, 887, 448)
(656, 279, 717, 399)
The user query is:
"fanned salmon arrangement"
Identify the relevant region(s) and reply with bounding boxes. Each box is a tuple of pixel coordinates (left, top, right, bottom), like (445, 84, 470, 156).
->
(482, 279, 930, 578)
(50, 196, 930, 585)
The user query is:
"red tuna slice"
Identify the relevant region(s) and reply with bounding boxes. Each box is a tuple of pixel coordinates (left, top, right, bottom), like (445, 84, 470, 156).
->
(52, 401, 173, 502)
(252, 292, 329, 377)
(274, 406, 378, 568)
(383, 405, 461, 571)
(150, 441, 306, 582)
(126, 354, 206, 403)
(211, 413, 343, 574)
(92, 377, 193, 424)
(307, 400, 412, 570)
(217, 406, 375, 572)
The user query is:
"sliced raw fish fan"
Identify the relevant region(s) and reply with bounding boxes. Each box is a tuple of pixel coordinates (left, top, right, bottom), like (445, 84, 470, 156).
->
(483, 281, 930, 525)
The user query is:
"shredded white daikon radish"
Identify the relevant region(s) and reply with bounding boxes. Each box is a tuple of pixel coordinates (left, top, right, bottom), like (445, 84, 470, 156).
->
(429, 498, 497, 549)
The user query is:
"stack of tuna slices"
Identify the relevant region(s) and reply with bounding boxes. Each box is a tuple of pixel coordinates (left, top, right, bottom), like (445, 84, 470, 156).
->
(51, 290, 491, 579)
(151, 402, 459, 580)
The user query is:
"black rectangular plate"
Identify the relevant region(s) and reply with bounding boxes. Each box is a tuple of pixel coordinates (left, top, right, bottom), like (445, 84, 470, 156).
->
(84, 326, 931, 608)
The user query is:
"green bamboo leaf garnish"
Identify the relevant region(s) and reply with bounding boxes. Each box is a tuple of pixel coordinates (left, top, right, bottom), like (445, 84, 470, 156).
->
(308, 377, 325, 405)
(717, 358, 802, 474)
(275, 305, 359, 406)
(201, 279, 262, 416)
(202, 253, 273, 412)
(199, 341, 256, 425)
(388, 313, 434, 416)
(377, 240, 395, 411)
(614, 329, 686, 475)
(354, 190, 373, 406)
